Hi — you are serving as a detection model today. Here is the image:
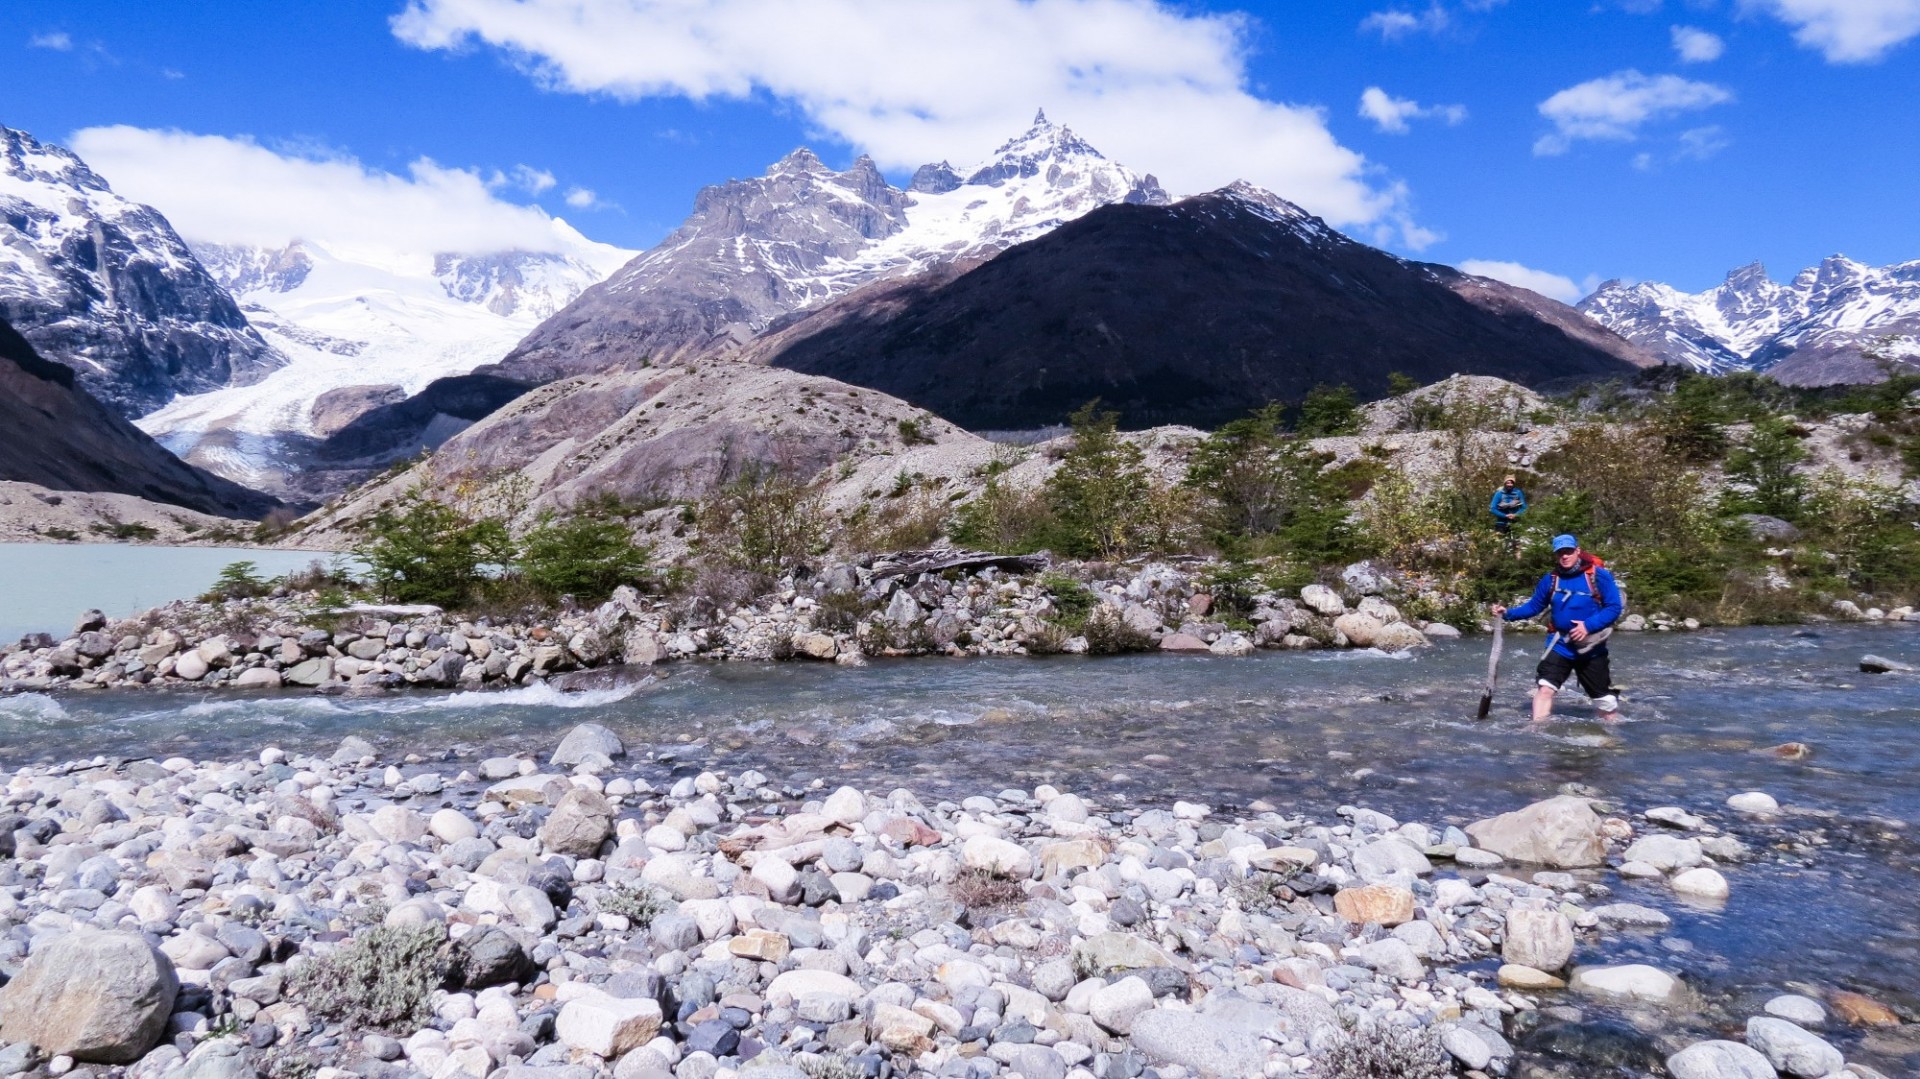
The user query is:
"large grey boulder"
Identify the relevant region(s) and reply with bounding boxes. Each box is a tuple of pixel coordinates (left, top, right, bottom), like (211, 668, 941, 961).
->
(0, 930, 179, 1062)
(551, 723, 626, 767)
(1129, 998, 1277, 1078)
(1465, 796, 1606, 868)
(539, 787, 615, 857)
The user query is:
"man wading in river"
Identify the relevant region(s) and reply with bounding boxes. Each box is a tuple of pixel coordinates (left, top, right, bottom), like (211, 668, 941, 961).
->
(1491, 534, 1624, 723)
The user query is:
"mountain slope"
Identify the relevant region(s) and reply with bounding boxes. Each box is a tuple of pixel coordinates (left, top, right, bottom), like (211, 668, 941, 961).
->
(0, 315, 277, 519)
(1580, 257, 1920, 385)
(133, 237, 631, 499)
(756, 185, 1655, 430)
(0, 125, 281, 417)
(492, 112, 1167, 384)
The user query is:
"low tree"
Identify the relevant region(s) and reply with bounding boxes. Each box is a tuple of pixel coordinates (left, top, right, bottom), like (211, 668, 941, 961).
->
(1722, 416, 1808, 520)
(357, 496, 512, 607)
(1044, 401, 1151, 559)
(517, 511, 651, 603)
(1294, 383, 1361, 437)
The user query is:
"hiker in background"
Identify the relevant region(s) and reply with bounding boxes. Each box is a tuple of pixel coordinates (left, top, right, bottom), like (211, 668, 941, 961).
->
(1491, 534, 1624, 723)
(1489, 475, 1528, 534)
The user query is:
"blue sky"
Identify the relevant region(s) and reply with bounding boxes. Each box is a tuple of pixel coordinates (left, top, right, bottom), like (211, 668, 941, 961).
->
(5, 0, 1918, 298)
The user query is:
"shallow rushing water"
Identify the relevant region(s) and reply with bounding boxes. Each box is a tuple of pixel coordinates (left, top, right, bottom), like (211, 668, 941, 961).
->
(0, 543, 340, 643)
(4, 624, 1919, 1071)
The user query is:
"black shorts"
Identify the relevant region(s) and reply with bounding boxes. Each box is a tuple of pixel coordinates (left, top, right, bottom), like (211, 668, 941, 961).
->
(1537, 647, 1614, 702)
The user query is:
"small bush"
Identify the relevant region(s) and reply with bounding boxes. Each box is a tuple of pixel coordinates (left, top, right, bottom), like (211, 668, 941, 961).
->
(1082, 606, 1155, 655)
(598, 884, 665, 927)
(200, 561, 271, 603)
(897, 417, 934, 446)
(356, 495, 511, 607)
(1039, 572, 1096, 630)
(89, 519, 159, 541)
(813, 589, 879, 634)
(517, 511, 651, 603)
(1023, 621, 1075, 655)
(1295, 383, 1361, 437)
(287, 924, 448, 1032)
(949, 866, 1025, 910)
(1318, 1022, 1450, 1079)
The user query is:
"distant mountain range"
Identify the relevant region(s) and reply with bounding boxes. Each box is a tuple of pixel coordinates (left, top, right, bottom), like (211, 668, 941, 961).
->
(0, 125, 280, 416)
(492, 111, 1168, 384)
(1579, 257, 1920, 385)
(8, 113, 1920, 525)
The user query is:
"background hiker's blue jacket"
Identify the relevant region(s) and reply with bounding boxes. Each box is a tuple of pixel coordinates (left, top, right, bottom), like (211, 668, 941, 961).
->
(1505, 563, 1623, 658)
(1490, 486, 1528, 519)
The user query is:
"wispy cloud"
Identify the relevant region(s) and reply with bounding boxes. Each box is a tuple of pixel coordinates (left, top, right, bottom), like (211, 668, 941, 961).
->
(1358, 87, 1468, 133)
(70, 126, 602, 267)
(391, 0, 1422, 243)
(1676, 124, 1732, 160)
(1360, 7, 1447, 39)
(1671, 25, 1726, 62)
(1534, 69, 1733, 155)
(1458, 258, 1582, 304)
(1743, 0, 1920, 63)
(28, 31, 73, 51)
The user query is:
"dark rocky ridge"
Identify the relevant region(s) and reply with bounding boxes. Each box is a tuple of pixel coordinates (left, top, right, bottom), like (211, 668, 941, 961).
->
(0, 316, 277, 518)
(0, 126, 282, 417)
(760, 187, 1656, 429)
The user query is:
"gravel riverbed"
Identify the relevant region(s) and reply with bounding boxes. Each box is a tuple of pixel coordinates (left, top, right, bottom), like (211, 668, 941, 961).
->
(0, 723, 1902, 1079)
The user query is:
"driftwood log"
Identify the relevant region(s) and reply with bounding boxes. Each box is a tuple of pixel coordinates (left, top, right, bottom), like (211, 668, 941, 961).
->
(867, 549, 1052, 580)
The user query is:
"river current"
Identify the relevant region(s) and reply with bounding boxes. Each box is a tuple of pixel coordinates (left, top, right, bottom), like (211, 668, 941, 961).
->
(4, 625, 1918, 1072)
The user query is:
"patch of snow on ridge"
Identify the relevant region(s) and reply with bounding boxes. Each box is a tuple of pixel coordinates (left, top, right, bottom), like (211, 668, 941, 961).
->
(807, 111, 1169, 297)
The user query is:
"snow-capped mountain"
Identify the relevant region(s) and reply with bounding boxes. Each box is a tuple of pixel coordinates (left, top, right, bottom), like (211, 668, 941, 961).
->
(0, 125, 281, 417)
(1579, 256, 1920, 384)
(495, 111, 1168, 383)
(135, 235, 633, 496)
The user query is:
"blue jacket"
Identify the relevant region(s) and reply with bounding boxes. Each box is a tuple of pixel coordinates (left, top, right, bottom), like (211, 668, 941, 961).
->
(1505, 563, 1623, 657)
(1490, 486, 1528, 519)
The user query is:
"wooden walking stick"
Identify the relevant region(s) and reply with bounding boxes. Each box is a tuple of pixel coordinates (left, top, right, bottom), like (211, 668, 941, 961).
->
(1477, 617, 1504, 720)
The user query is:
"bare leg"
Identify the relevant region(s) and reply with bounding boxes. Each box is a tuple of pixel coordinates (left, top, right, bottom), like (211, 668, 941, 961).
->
(1531, 684, 1555, 723)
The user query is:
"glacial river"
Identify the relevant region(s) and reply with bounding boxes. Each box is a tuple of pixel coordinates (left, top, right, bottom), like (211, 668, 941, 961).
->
(3, 626, 1918, 1073)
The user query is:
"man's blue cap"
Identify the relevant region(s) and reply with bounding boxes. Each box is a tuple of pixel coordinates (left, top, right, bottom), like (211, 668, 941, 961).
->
(1551, 534, 1579, 552)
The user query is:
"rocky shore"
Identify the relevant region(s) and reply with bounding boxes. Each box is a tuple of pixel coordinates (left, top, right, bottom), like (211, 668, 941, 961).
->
(8, 551, 1791, 696)
(0, 557, 1449, 695)
(0, 728, 1896, 1079)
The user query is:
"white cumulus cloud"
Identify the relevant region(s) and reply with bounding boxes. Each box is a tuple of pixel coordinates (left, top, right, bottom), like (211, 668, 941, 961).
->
(29, 31, 73, 50)
(1533, 69, 1733, 155)
(69, 126, 598, 270)
(1671, 25, 1726, 61)
(1457, 259, 1582, 304)
(1358, 87, 1467, 133)
(1744, 0, 1920, 62)
(391, 0, 1416, 241)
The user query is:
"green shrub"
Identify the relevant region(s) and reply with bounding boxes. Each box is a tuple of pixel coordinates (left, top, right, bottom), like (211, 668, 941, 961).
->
(356, 495, 511, 607)
(517, 511, 651, 603)
(1044, 401, 1151, 559)
(200, 561, 271, 603)
(287, 924, 448, 1032)
(697, 463, 827, 583)
(1319, 1023, 1450, 1079)
(949, 477, 1056, 553)
(1039, 572, 1096, 630)
(1082, 606, 1155, 655)
(813, 589, 879, 633)
(1722, 416, 1808, 520)
(598, 884, 665, 927)
(1294, 383, 1361, 437)
(897, 417, 934, 445)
